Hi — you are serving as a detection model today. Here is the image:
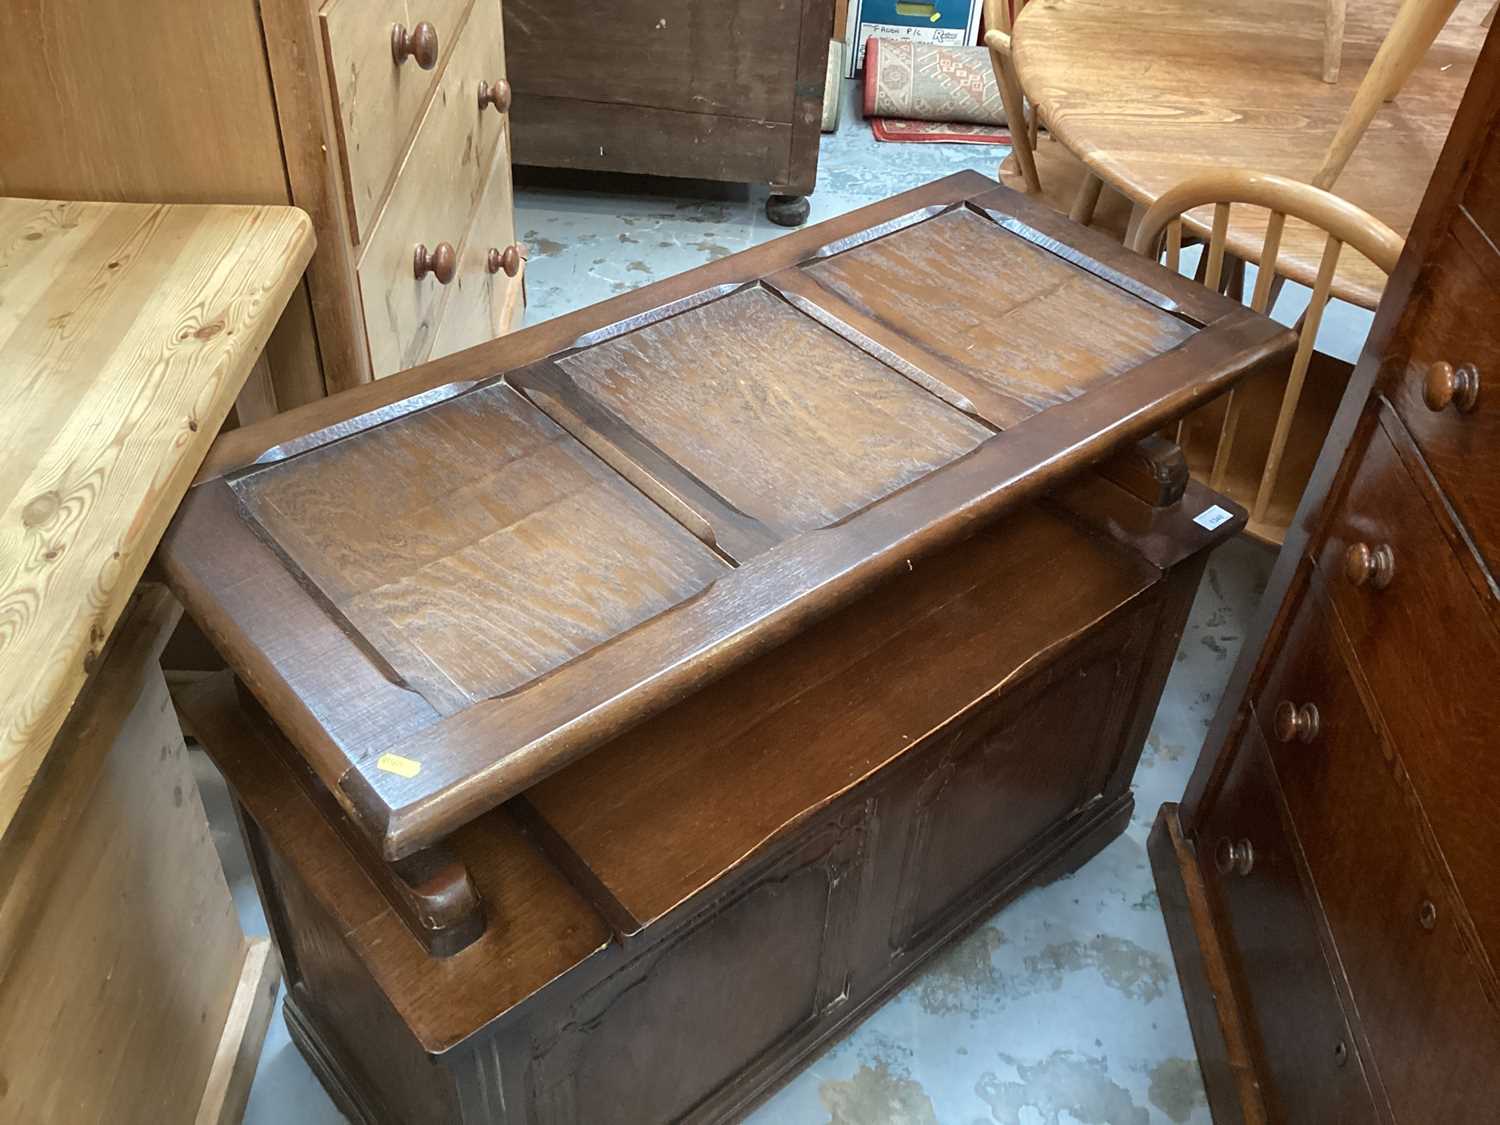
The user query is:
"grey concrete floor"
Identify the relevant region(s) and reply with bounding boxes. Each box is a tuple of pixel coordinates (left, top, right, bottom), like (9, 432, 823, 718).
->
(203, 81, 1375, 1123)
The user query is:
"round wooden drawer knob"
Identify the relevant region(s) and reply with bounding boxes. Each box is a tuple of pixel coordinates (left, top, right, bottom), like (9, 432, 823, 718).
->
(392, 21, 439, 69)
(1344, 542, 1395, 590)
(1423, 361, 1480, 414)
(1274, 700, 1321, 744)
(1215, 837, 1255, 876)
(478, 79, 512, 113)
(487, 244, 523, 277)
(413, 241, 457, 284)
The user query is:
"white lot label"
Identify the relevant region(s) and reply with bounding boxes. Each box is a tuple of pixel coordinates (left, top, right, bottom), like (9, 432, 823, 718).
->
(1193, 504, 1234, 531)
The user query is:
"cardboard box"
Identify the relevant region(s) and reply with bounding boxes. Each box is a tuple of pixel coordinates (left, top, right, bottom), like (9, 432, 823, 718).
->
(844, 0, 983, 77)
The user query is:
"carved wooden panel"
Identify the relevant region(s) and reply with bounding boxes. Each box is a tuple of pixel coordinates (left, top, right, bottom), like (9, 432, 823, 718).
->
(525, 812, 867, 1124)
(888, 610, 1148, 951)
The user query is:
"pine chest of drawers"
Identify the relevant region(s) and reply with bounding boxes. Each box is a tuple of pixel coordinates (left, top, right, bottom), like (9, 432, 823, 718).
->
(163, 172, 1290, 1122)
(2, 0, 527, 417)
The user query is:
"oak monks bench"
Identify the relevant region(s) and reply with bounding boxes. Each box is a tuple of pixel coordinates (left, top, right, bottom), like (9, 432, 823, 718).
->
(163, 172, 1293, 1123)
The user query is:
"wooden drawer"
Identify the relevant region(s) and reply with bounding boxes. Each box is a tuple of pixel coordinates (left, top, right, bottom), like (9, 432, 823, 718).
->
(428, 138, 523, 362)
(1385, 229, 1500, 580)
(1254, 589, 1500, 1123)
(1314, 414, 1500, 977)
(1197, 721, 1376, 1125)
(355, 0, 508, 378)
(321, 0, 479, 243)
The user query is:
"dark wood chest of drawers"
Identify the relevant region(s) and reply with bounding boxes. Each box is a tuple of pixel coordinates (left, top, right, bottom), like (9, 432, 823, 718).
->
(1153, 26, 1500, 1125)
(162, 173, 1290, 1122)
(502, 0, 833, 222)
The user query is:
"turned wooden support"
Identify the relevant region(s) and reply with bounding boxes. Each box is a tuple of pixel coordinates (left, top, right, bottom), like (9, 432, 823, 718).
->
(234, 681, 485, 957)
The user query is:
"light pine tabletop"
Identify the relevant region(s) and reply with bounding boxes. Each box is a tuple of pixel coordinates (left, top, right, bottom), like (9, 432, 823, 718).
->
(0, 197, 313, 837)
(1014, 0, 1490, 308)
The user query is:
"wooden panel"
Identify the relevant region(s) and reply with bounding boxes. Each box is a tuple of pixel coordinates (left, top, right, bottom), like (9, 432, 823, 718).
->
(503, 0, 801, 120)
(179, 673, 612, 1056)
(1253, 592, 1500, 1123)
(160, 174, 1289, 861)
(894, 609, 1145, 946)
(1385, 229, 1500, 581)
(803, 207, 1195, 416)
(0, 198, 312, 835)
(1314, 414, 1500, 978)
(322, 0, 479, 243)
(556, 285, 992, 537)
(357, 0, 507, 377)
(234, 383, 729, 712)
(429, 136, 522, 361)
(525, 507, 1156, 930)
(0, 0, 288, 204)
(527, 821, 861, 1124)
(509, 96, 794, 186)
(1195, 724, 1378, 1124)
(0, 658, 252, 1122)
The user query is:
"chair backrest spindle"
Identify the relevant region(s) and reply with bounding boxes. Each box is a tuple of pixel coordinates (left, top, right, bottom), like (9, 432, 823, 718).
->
(1130, 170, 1403, 543)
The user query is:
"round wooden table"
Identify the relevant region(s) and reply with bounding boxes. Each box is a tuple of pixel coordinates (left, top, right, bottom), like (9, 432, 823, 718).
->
(1013, 0, 1489, 308)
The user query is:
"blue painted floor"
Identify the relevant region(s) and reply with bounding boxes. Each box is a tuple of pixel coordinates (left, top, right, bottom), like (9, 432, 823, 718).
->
(208, 80, 1374, 1123)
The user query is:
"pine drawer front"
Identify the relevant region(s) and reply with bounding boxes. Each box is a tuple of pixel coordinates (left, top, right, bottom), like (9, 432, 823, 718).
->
(356, 0, 508, 377)
(321, 0, 480, 243)
(1254, 590, 1500, 1123)
(428, 137, 523, 362)
(1314, 412, 1500, 977)
(1385, 228, 1500, 581)
(1197, 721, 1377, 1124)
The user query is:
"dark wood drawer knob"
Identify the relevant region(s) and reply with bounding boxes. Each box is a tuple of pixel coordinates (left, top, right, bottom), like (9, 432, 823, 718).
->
(392, 21, 439, 69)
(487, 244, 523, 277)
(1214, 836, 1255, 876)
(1274, 700, 1321, 744)
(1344, 542, 1395, 590)
(478, 79, 512, 113)
(1423, 361, 1480, 414)
(413, 241, 456, 283)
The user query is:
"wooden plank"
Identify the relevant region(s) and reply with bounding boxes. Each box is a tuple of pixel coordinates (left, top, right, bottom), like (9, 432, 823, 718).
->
(503, 0, 804, 120)
(0, 0, 288, 204)
(0, 197, 313, 836)
(233, 382, 731, 712)
(802, 207, 1195, 415)
(194, 938, 282, 1125)
(509, 96, 794, 185)
(0, 646, 252, 1121)
(554, 285, 992, 537)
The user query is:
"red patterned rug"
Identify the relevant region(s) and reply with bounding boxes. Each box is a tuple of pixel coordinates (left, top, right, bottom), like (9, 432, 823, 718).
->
(863, 38, 1011, 145)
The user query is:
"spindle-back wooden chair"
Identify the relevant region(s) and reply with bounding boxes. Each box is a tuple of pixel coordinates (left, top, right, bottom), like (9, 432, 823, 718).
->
(1130, 170, 1405, 544)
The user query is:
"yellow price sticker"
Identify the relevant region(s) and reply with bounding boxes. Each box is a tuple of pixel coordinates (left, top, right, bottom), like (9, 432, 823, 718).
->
(376, 752, 422, 779)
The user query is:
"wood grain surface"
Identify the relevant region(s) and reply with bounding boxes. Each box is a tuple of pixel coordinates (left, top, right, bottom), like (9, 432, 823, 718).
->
(804, 207, 1193, 414)
(158, 175, 1293, 860)
(0, 196, 313, 837)
(320, 0, 478, 243)
(1013, 0, 1491, 308)
(236, 383, 727, 713)
(524, 506, 1156, 931)
(557, 285, 992, 537)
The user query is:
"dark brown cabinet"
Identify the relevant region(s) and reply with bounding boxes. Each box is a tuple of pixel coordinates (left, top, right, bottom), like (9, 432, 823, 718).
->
(502, 0, 833, 224)
(1154, 22, 1500, 1124)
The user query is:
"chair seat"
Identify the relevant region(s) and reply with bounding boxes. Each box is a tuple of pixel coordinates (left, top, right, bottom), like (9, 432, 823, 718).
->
(1000, 138, 1135, 243)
